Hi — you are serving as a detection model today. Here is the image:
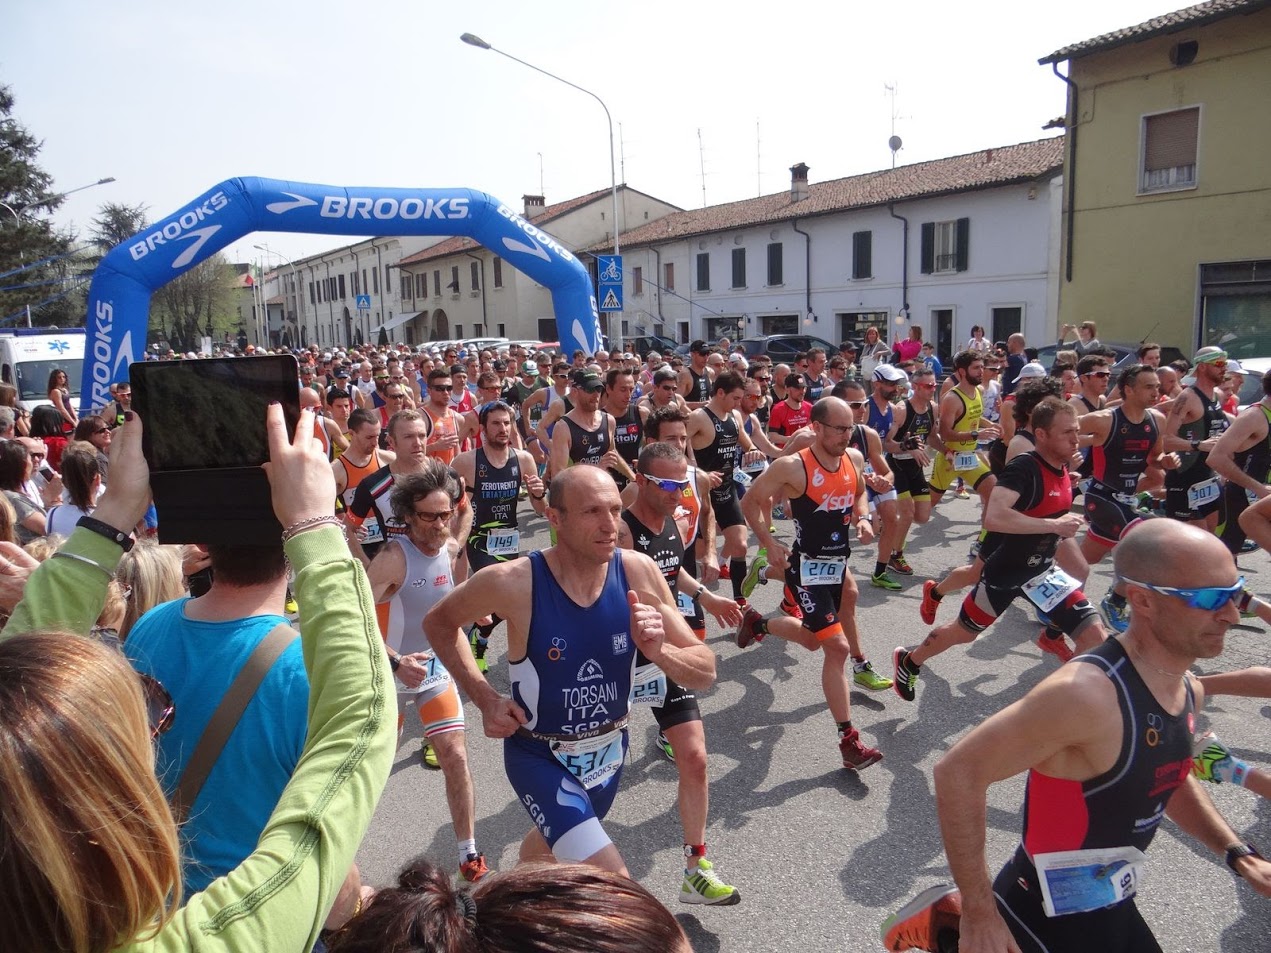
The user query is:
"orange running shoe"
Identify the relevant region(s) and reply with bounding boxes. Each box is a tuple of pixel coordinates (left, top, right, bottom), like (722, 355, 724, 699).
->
(880, 884, 962, 951)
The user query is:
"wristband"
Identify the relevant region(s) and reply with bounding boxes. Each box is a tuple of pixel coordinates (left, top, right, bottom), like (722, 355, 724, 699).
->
(389, 654, 401, 673)
(77, 515, 134, 552)
(1191, 438, 1201, 451)
(281, 515, 342, 541)
(1226, 843, 1262, 874)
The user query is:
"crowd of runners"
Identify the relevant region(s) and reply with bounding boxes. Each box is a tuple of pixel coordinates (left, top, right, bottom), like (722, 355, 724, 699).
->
(0, 324, 1269, 952)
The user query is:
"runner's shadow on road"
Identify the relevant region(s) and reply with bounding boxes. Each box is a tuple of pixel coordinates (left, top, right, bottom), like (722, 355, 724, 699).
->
(676, 913, 722, 952)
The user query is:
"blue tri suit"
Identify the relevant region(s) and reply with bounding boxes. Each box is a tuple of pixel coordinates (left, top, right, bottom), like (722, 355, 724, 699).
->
(504, 550, 637, 861)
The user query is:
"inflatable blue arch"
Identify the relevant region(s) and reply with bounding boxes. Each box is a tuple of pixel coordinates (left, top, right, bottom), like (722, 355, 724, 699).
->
(80, 177, 602, 410)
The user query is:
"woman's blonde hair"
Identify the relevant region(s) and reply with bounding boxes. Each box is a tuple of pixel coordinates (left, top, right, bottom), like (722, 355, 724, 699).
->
(0, 492, 16, 546)
(0, 631, 182, 952)
(116, 542, 186, 639)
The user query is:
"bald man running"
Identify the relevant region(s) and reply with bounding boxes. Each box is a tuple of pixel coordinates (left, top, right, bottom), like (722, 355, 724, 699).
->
(885, 519, 1271, 952)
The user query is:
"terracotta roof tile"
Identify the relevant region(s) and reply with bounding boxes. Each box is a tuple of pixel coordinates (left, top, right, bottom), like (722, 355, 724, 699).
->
(588, 136, 1064, 253)
(396, 187, 613, 267)
(1040, 0, 1271, 63)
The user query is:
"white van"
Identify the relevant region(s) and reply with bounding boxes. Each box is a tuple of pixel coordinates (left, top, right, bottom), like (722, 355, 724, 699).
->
(0, 328, 87, 411)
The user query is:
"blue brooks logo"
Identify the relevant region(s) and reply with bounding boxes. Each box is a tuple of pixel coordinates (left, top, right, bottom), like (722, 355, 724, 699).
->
(556, 777, 589, 814)
(48, 340, 70, 355)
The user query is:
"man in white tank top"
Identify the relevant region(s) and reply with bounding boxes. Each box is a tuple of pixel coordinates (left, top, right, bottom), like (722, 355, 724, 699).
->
(365, 460, 488, 884)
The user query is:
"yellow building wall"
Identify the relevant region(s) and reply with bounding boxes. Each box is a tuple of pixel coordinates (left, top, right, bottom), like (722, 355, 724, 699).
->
(1056, 8, 1271, 350)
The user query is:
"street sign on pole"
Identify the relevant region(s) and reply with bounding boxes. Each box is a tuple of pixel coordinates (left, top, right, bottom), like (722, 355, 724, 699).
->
(355, 294, 372, 310)
(597, 254, 623, 314)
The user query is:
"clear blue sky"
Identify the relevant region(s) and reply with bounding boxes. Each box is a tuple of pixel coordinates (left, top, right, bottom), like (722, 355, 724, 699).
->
(4, 0, 1173, 268)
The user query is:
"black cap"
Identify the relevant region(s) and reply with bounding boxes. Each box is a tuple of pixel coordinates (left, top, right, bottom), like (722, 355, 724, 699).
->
(571, 370, 605, 392)
(690, 339, 711, 356)
(785, 373, 808, 389)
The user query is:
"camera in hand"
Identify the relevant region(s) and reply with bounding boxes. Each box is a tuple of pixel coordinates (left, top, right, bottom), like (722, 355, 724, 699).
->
(130, 356, 300, 545)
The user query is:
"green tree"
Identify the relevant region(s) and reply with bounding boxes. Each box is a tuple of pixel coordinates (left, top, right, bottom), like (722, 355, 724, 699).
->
(0, 84, 77, 328)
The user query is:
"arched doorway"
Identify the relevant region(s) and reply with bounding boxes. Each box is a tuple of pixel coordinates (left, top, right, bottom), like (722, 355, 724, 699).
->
(432, 309, 449, 341)
(343, 306, 353, 347)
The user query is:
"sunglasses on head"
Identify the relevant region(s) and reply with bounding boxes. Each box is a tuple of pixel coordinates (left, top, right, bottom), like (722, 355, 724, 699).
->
(641, 473, 690, 492)
(140, 672, 175, 739)
(1120, 576, 1246, 611)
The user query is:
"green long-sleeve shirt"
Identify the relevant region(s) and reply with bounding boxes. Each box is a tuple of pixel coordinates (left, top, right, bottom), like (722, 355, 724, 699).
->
(4, 525, 396, 952)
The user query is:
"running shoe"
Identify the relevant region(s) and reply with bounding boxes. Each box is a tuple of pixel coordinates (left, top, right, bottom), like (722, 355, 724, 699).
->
(1241, 538, 1259, 554)
(955, 485, 970, 500)
(718, 563, 731, 580)
(1192, 732, 1250, 786)
(742, 550, 769, 598)
(1100, 594, 1130, 633)
(888, 553, 914, 576)
(853, 659, 894, 692)
(422, 741, 440, 770)
(733, 606, 766, 648)
(893, 647, 920, 702)
(920, 580, 941, 625)
(1036, 629, 1074, 663)
(779, 596, 803, 620)
(839, 728, 883, 771)
(880, 883, 962, 952)
(871, 571, 903, 591)
(656, 731, 676, 762)
(468, 624, 489, 674)
(459, 852, 490, 883)
(681, 858, 741, 906)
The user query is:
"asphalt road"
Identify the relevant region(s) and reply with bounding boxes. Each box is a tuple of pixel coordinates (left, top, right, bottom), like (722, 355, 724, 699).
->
(355, 494, 1271, 952)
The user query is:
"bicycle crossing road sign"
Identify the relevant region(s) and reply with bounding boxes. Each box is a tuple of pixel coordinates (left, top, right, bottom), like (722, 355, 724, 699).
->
(600, 287, 623, 312)
(597, 256, 622, 283)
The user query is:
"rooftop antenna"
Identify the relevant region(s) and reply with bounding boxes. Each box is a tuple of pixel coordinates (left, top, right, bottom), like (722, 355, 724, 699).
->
(884, 82, 906, 168)
(756, 118, 762, 197)
(697, 128, 707, 208)
(537, 152, 544, 195)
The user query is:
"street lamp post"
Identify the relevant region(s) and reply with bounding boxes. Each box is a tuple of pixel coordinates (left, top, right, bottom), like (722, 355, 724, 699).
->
(255, 244, 301, 349)
(460, 32, 621, 351)
(1, 177, 116, 327)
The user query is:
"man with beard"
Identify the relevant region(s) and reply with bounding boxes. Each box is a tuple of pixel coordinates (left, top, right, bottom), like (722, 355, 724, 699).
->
(1162, 347, 1233, 532)
(929, 351, 1000, 509)
(452, 401, 546, 673)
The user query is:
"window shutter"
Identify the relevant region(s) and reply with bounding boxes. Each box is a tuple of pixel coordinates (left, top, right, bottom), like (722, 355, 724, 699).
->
(955, 218, 970, 272)
(1144, 109, 1199, 171)
(852, 231, 872, 280)
(920, 222, 935, 274)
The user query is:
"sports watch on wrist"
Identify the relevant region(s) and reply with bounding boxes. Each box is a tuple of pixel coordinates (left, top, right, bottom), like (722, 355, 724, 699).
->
(1226, 842, 1262, 874)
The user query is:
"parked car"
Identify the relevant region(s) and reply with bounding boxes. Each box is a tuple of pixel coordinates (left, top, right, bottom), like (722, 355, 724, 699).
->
(736, 334, 838, 361)
(1033, 342, 1185, 375)
(1234, 357, 1271, 410)
(460, 336, 510, 353)
(622, 334, 679, 357)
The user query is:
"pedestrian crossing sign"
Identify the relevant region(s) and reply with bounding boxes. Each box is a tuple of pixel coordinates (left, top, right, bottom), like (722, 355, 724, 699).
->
(600, 288, 622, 312)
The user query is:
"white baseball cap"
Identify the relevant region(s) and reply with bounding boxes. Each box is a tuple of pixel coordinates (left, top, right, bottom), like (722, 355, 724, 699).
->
(1013, 361, 1047, 384)
(873, 364, 909, 383)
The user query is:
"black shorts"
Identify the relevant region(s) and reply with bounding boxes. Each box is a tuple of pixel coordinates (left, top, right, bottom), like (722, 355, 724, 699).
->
(1218, 482, 1254, 556)
(959, 558, 1099, 638)
(1164, 468, 1221, 520)
(466, 540, 519, 575)
(635, 650, 701, 729)
(890, 456, 931, 500)
(1083, 485, 1147, 549)
(994, 847, 1161, 953)
(784, 552, 849, 638)
(711, 485, 745, 529)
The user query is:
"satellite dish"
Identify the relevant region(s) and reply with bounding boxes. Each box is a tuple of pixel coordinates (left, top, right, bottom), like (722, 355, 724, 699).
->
(889, 135, 903, 154)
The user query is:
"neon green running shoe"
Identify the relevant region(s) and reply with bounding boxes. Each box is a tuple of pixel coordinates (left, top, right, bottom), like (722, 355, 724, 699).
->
(742, 550, 769, 599)
(853, 659, 894, 692)
(871, 571, 902, 591)
(468, 624, 489, 674)
(421, 741, 440, 769)
(680, 858, 741, 906)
